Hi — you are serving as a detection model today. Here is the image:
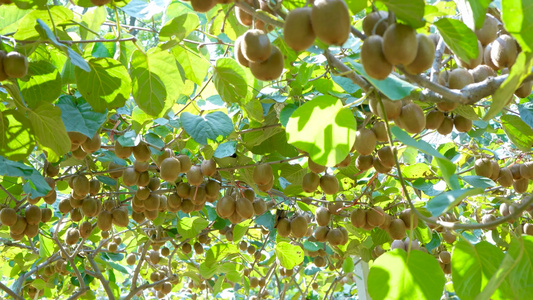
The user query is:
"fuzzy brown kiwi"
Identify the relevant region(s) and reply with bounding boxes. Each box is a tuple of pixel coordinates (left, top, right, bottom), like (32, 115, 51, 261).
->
(277, 218, 291, 237)
(382, 23, 418, 65)
(311, 0, 351, 46)
(81, 132, 101, 153)
(23, 223, 39, 238)
(405, 34, 436, 74)
(234, 36, 250, 68)
(470, 64, 496, 83)
(72, 147, 88, 160)
(362, 11, 388, 36)
(302, 172, 320, 193)
(319, 174, 339, 195)
(45, 162, 60, 177)
(88, 179, 101, 196)
(326, 228, 344, 246)
(241, 29, 271, 63)
(456, 40, 483, 69)
(308, 157, 326, 173)
(353, 128, 377, 156)
(510, 164, 524, 180)
(0, 208, 17, 226)
(449, 68, 475, 90)
(483, 44, 498, 70)
(216, 196, 236, 218)
(253, 163, 273, 185)
(0, 51, 8, 81)
(399, 103, 426, 134)
(65, 228, 80, 245)
(58, 198, 73, 214)
(361, 35, 393, 80)
(255, 1, 276, 32)
(253, 198, 267, 215)
(453, 115, 473, 132)
(3, 52, 28, 78)
(235, 0, 253, 26)
(236, 197, 254, 219)
(491, 35, 518, 69)
(201, 159, 217, 177)
(355, 155, 373, 171)
(313, 226, 329, 242)
(73, 175, 90, 196)
(369, 96, 402, 120)
(9, 215, 27, 235)
(474, 158, 493, 178)
(497, 167, 513, 187)
(372, 121, 388, 142)
(137, 172, 151, 187)
(144, 194, 160, 211)
(160, 157, 181, 183)
(186, 165, 203, 186)
(108, 162, 124, 179)
(377, 146, 395, 168)
(24, 205, 41, 225)
(68, 132, 87, 146)
(284, 8, 316, 51)
(122, 167, 139, 187)
(249, 45, 284, 81)
(388, 219, 406, 240)
(133, 160, 149, 173)
(81, 198, 98, 217)
(112, 207, 130, 227)
(190, 0, 215, 12)
(97, 210, 113, 231)
(350, 208, 366, 228)
(189, 186, 207, 205)
(437, 116, 454, 135)
(489, 160, 500, 181)
(399, 209, 418, 230)
(114, 140, 132, 159)
(79, 221, 92, 239)
(521, 162, 533, 179)
(425, 110, 445, 130)
(40, 208, 52, 223)
(133, 143, 151, 162)
(515, 80, 533, 98)
(290, 215, 308, 238)
(315, 206, 331, 226)
(373, 156, 392, 173)
(476, 14, 498, 46)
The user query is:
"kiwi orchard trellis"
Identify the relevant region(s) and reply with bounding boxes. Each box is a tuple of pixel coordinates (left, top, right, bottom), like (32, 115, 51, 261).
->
(0, 0, 533, 299)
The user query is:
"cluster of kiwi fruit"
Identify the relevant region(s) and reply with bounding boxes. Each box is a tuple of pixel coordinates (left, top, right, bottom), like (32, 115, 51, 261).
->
(475, 158, 532, 193)
(0, 204, 52, 240)
(351, 207, 418, 240)
(0, 50, 29, 81)
(234, 28, 284, 81)
(361, 12, 435, 80)
(425, 110, 473, 135)
(68, 131, 102, 159)
(301, 157, 340, 195)
(235, 0, 276, 32)
(276, 213, 314, 239)
(239, 240, 264, 262)
(216, 188, 268, 224)
(309, 206, 348, 246)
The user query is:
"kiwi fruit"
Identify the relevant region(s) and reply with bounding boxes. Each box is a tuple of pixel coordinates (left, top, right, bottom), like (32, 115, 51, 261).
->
(3, 52, 28, 78)
(284, 8, 315, 51)
(369, 96, 402, 120)
(216, 196, 236, 218)
(24, 224, 39, 238)
(82, 198, 98, 217)
(133, 160, 149, 173)
(79, 221, 92, 239)
(489, 160, 501, 181)
(490, 35, 518, 69)
(122, 167, 139, 186)
(58, 198, 73, 214)
(277, 218, 291, 237)
(390, 239, 405, 251)
(236, 1, 253, 26)
(437, 116, 454, 135)
(73, 175, 90, 196)
(177, 182, 191, 198)
(456, 40, 482, 69)
(114, 140, 132, 159)
(144, 209, 159, 220)
(65, 228, 80, 245)
(476, 14, 498, 46)
(112, 207, 129, 227)
(313, 226, 329, 242)
(133, 143, 151, 162)
(335, 154, 351, 168)
(0, 51, 8, 81)
(475, 158, 493, 178)
(350, 208, 366, 228)
(234, 36, 250, 68)
(425, 110, 445, 130)
(483, 44, 498, 70)
(448, 68, 474, 89)
(319, 174, 339, 195)
(290, 215, 308, 238)
(68, 132, 87, 146)
(236, 197, 254, 219)
(377, 146, 395, 168)
(72, 147, 87, 160)
(373, 156, 392, 173)
(41, 208, 52, 223)
(45, 162, 60, 177)
(186, 165, 204, 186)
(241, 29, 271, 63)
(205, 180, 221, 198)
(453, 115, 473, 132)
(201, 159, 217, 177)
(481, 214, 497, 229)
(253, 198, 267, 215)
(361, 35, 393, 80)
(253, 163, 273, 185)
(388, 219, 406, 240)
(326, 228, 344, 246)
(176, 155, 191, 173)
(24, 205, 41, 225)
(90, 0, 110, 5)
(144, 194, 161, 211)
(362, 11, 388, 36)
(371, 122, 388, 142)
(108, 162, 124, 178)
(313, 256, 326, 267)
(255, 1, 276, 32)
(0, 208, 17, 226)
(10, 215, 27, 235)
(382, 23, 418, 65)
(302, 172, 320, 193)
(89, 179, 101, 196)
(353, 128, 377, 156)
(442, 230, 456, 244)
(515, 80, 533, 98)
(81, 132, 101, 153)
(315, 206, 331, 226)
(249, 45, 284, 81)
(521, 162, 533, 179)
(513, 178, 529, 194)
(311, 0, 351, 46)
(355, 155, 373, 171)
(405, 34, 436, 74)
(470, 64, 496, 83)
(399, 103, 426, 134)
(399, 209, 418, 230)
(308, 158, 326, 173)
(190, 0, 215, 12)
(126, 253, 136, 266)
(160, 157, 181, 182)
(497, 167, 513, 187)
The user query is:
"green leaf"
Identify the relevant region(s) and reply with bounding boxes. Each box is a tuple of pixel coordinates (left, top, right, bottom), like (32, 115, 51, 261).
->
(27, 102, 71, 157)
(172, 46, 210, 86)
(12, 0, 47, 9)
(180, 111, 234, 145)
(205, 243, 239, 267)
(426, 188, 484, 216)
(501, 115, 533, 151)
(502, 0, 533, 52)
(454, 105, 480, 120)
(176, 216, 209, 239)
(14, 7, 72, 41)
(346, 59, 417, 100)
(80, 6, 106, 42)
(286, 95, 357, 166)
(518, 102, 533, 129)
(56, 95, 108, 138)
(130, 49, 183, 117)
(462, 175, 496, 189)
(503, 236, 533, 299)
(0, 110, 34, 161)
(434, 18, 479, 62)
(368, 249, 445, 300)
(456, 0, 491, 29)
(378, 0, 425, 28)
(39, 235, 54, 258)
(345, 0, 368, 14)
(275, 242, 304, 269)
(19, 60, 62, 108)
(451, 240, 506, 300)
(0, 157, 51, 197)
(159, 12, 199, 42)
(213, 58, 249, 104)
(75, 57, 131, 112)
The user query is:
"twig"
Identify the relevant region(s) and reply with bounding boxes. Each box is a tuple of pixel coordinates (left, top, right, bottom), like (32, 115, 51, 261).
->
(0, 183, 18, 204)
(324, 51, 372, 92)
(0, 282, 24, 300)
(87, 256, 115, 300)
(351, 26, 367, 40)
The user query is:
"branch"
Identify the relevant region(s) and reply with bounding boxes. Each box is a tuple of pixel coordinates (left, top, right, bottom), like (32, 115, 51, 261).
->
(0, 282, 24, 300)
(132, 241, 151, 290)
(350, 26, 367, 40)
(234, 0, 285, 29)
(87, 256, 115, 300)
(66, 286, 90, 300)
(324, 51, 372, 92)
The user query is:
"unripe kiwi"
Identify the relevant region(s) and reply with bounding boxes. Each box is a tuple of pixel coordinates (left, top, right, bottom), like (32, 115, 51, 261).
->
(277, 218, 291, 237)
(133, 143, 151, 162)
(284, 8, 315, 51)
(369, 96, 402, 120)
(490, 35, 518, 69)
(456, 40, 482, 69)
(361, 35, 393, 80)
(0, 208, 17, 226)
(216, 196, 236, 218)
(302, 172, 320, 193)
(187, 165, 204, 186)
(160, 157, 181, 182)
(350, 208, 366, 228)
(315, 206, 331, 226)
(122, 167, 139, 187)
(474, 158, 493, 178)
(308, 158, 326, 173)
(513, 178, 529, 194)
(453, 115, 473, 132)
(355, 155, 373, 171)
(319, 174, 339, 195)
(236, 197, 254, 219)
(489, 160, 501, 181)
(497, 167, 513, 187)
(405, 34, 436, 74)
(382, 23, 418, 65)
(253, 198, 267, 215)
(313, 255, 326, 267)
(241, 29, 271, 63)
(377, 146, 395, 168)
(3, 52, 28, 78)
(353, 128, 377, 156)
(326, 228, 344, 246)
(290, 215, 308, 238)
(311, 0, 351, 46)
(373, 156, 392, 173)
(515, 80, 533, 98)
(399, 103, 426, 134)
(362, 11, 388, 36)
(476, 14, 498, 46)
(190, 0, 215, 12)
(425, 110, 445, 130)
(470, 64, 496, 83)
(388, 219, 406, 240)
(435, 116, 453, 135)
(25, 205, 42, 225)
(249, 45, 284, 81)
(114, 140, 132, 159)
(81, 132, 101, 153)
(483, 44, 498, 70)
(253, 163, 273, 185)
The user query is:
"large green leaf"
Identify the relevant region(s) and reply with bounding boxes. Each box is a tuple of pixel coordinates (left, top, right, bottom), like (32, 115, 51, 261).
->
(27, 102, 71, 157)
(518, 102, 533, 129)
(130, 49, 183, 117)
(456, 0, 491, 29)
(159, 12, 199, 42)
(345, 0, 368, 14)
(502, 0, 533, 52)
(19, 60, 62, 108)
(172, 46, 210, 86)
(213, 58, 249, 104)
(378, 0, 425, 28)
(0, 110, 34, 161)
(286, 95, 357, 166)
(275, 242, 304, 269)
(75, 57, 131, 112)
(180, 112, 234, 145)
(0, 156, 51, 197)
(13, 6, 72, 41)
(80, 6, 106, 42)
(505, 236, 533, 299)
(56, 95, 108, 138)
(368, 249, 446, 300)
(434, 18, 479, 62)
(501, 114, 533, 151)
(176, 216, 209, 239)
(426, 188, 484, 216)
(205, 243, 239, 267)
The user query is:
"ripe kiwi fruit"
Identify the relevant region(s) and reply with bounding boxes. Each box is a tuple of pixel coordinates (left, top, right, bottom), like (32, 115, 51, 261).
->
(355, 155, 373, 171)
(456, 40, 482, 69)
(284, 7, 315, 51)
(187, 165, 204, 186)
(89, 179, 101, 196)
(388, 218, 406, 239)
(491, 35, 518, 69)
(350, 208, 366, 228)
(72, 147, 87, 160)
(308, 158, 326, 173)
(65, 228, 80, 245)
(236, 197, 254, 219)
(382, 23, 418, 65)
(255, 1, 276, 32)
(290, 215, 308, 238)
(122, 167, 139, 186)
(3, 52, 28, 78)
(0, 208, 17, 226)
(176, 155, 192, 173)
(315, 206, 331, 226)
(369, 96, 402, 120)
(133, 143, 151, 162)
(476, 14, 498, 46)
(216, 196, 236, 218)
(201, 159, 217, 177)
(362, 11, 388, 36)
(453, 115, 473, 132)
(160, 157, 181, 182)
(79, 221, 92, 238)
(390, 239, 405, 251)
(234, 36, 250, 68)
(520, 162, 533, 179)
(319, 174, 339, 195)
(144, 194, 161, 211)
(513, 177, 529, 194)
(108, 162, 124, 179)
(449, 68, 474, 90)
(133, 160, 149, 173)
(277, 218, 291, 237)
(241, 29, 271, 63)
(311, 0, 351, 46)
(253, 198, 267, 215)
(190, 0, 215, 12)
(45, 162, 60, 177)
(302, 172, 320, 193)
(81, 132, 101, 153)
(114, 140, 132, 159)
(399, 209, 418, 230)
(68, 132, 87, 146)
(24, 224, 39, 238)
(497, 167, 513, 187)
(483, 44, 498, 70)
(373, 156, 392, 173)
(475, 158, 493, 178)
(73, 175, 90, 196)
(313, 226, 329, 242)
(425, 110, 445, 130)
(405, 34, 436, 74)
(353, 128, 377, 156)
(326, 228, 344, 246)
(41, 208, 52, 223)
(372, 122, 388, 142)
(437, 116, 454, 135)
(25, 205, 41, 225)
(235, 0, 253, 26)
(489, 160, 501, 181)
(249, 45, 284, 81)
(361, 35, 393, 80)
(82, 198, 99, 217)
(470, 64, 496, 83)
(112, 207, 129, 227)
(377, 146, 395, 168)
(313, 256, 326, 267)
(58, 198, 73, 214)
(399, 103, 426, 134)
(515, 80, 533, 98)
(253, 163, 273, 185)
